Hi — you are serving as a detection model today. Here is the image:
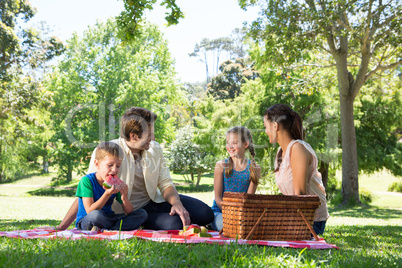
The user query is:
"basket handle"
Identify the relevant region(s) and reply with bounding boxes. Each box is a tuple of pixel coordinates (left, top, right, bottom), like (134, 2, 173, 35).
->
(297, 209, 319, 241)
(245, 208, 268, 240)
(219, 228, 224, 236)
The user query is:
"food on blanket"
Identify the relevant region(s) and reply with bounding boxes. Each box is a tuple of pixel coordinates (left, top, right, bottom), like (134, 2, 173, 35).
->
(187, 224, 200, 233)
(195, 232, 212, 238)
(182, 228, 200, 236)
(103, 175, 124, 189)
(200, 226, 208, 234)
(179, 224, 212, 237)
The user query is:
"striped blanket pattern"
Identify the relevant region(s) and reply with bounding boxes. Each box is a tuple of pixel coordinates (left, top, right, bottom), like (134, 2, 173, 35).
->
(0, 228, 338, 249)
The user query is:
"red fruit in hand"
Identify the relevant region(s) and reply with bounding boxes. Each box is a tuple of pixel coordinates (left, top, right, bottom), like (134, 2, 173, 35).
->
(103, 175, 124, 189)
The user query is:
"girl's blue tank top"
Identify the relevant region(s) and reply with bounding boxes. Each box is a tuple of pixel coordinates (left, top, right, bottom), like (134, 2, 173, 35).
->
(211, 159, 251, 212)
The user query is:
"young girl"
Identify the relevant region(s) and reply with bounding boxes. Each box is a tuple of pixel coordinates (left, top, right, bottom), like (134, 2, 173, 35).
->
(211, 126, 261, 231)
(263, 104, 329, 235)
(75, 142, 148, 231)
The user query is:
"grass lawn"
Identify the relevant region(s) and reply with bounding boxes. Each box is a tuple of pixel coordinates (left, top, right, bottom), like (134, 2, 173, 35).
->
(0, 170, 401, 267)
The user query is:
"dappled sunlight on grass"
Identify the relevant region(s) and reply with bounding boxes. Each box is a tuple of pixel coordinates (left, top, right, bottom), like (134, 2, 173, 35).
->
(328, 205, 402, 226)
(0, 219, 61, 231)
(175, 183, 214, 193)
(1, 172, 53, 186)
(28, 187, 77, 197)
(329, 206, 402, 220)
(0, 196, 76, 221)
(0, 170, 401, 267)
(325, 225, 402, 257)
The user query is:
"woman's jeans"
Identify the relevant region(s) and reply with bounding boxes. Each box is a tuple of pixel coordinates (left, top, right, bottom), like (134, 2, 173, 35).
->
(211, 211, 223, 231)
(313, 220, 326, 235)
(212, 212, 326, 235)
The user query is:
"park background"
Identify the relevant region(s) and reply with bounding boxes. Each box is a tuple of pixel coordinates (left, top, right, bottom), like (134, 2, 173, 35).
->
(0, 0, 401, 267)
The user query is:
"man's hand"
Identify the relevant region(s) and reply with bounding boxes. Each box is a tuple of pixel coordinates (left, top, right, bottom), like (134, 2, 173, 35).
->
(169, 201, 191, 227)
(163, 186, 191, 226)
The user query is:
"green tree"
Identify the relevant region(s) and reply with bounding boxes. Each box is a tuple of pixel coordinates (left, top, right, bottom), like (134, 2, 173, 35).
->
(46, 18, 181, 181)
(243, 0, 402, 204)
(167, 127, 212, 187)
(0, 0, 35, 77)
(355, 78, 402, 176)
(207, 58, 259, 100)
(193, 57, 341, 194)
(0, 1, 64, 181)
(116, 0, 184, 42)
(188, 38, 215, 83)
(189, 33, 248, 83)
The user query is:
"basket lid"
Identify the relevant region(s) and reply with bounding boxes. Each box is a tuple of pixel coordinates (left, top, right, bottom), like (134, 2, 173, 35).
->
(223, 192, 320, 202)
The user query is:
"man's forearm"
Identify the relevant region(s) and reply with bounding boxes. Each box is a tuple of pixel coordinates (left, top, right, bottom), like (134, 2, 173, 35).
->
(162, 186, 182, 206)
(57, 198, 79, 230)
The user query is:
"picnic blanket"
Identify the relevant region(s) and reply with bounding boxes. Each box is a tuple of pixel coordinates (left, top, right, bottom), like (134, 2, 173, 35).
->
(0, 228, 338, 249)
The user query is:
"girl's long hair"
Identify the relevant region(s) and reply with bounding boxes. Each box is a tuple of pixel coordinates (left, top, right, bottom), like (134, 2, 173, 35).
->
(225, 126, 260, 185)
(264, 104, 303, 172)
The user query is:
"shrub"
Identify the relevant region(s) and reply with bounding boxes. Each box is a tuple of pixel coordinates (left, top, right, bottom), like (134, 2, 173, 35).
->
(359, 188, 373, 204)
(388, 180, 402, 193)
(167, 127, 213, 186)
(329, 188, 373, 206)
(326, 174, 341, 203)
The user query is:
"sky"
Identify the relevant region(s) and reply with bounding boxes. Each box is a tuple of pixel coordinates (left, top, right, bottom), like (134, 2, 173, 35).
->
(27, 0, 260, 83)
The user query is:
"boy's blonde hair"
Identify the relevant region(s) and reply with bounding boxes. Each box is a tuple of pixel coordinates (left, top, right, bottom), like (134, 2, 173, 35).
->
(95, 142, 123, 161)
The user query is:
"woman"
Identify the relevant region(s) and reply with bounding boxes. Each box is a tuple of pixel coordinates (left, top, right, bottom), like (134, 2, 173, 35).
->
(263, 104, 329, 235)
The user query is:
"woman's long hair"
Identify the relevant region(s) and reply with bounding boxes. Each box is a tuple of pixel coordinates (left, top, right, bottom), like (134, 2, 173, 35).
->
(225, 126, 260, 185)
(264, 104, 303, 172)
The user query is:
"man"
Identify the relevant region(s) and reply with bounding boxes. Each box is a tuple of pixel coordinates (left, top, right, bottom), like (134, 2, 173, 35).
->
(57, 107, 214, 230)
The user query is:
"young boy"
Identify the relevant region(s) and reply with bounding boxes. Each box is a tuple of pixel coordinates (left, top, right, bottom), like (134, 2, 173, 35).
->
(75, 141, 148, 231)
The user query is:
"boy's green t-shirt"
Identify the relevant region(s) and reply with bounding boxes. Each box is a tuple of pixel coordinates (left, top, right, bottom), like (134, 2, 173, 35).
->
(75, 173, 124, 227)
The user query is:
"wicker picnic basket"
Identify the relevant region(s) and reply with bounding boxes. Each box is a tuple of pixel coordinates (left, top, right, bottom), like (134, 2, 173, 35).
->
(221, 192, 321, 241)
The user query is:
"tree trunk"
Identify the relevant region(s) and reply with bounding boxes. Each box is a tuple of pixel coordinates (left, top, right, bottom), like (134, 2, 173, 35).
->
(42, 155, 49, 173)
(204, 52, 209, 83)
(190, 172, 194, 183)
(332, 30, 361, 205)
(67, 165, 73, 182)
(339, 92, 360, 205)
(0, 123, 3, 183)
(318, 161, 329, 190)
(196, 170, 202, 187)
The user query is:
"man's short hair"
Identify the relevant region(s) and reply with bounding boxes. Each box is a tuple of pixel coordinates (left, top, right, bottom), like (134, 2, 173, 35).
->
(95, 141, 123, 161)
(120, 107, 157, 140)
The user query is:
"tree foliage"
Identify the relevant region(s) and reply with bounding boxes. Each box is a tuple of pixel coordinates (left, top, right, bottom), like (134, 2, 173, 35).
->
(0, 0, 64, 181)
(355, 78, 402, 176)
(207, 58, 259, 100)
(116, 0, 184, 43)
(46, 18, 181, 181)
(167, 127, 212, 186)
(189, 29, 249, 83)
(243, 0, 402, 204)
